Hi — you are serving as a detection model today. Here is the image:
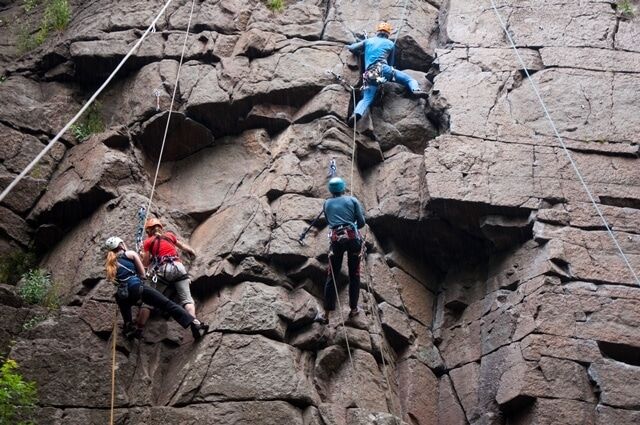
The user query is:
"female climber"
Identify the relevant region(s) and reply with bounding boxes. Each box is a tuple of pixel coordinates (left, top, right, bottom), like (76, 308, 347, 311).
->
(104, 236, 208, 340)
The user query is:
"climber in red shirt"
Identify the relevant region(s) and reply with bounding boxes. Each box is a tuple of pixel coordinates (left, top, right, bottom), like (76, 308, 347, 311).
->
(140, 218, 206, 334)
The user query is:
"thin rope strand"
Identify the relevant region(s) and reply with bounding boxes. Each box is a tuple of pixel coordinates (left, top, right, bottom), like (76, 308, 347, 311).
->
(109, 305, 118, 425)
(489, 0, 639, 285)
(143, 0, 197, 223)
(328, 252, 357, 383)
(360, 240, 396, 414)
(393, 0, 411, 46)
(0, 0, 177, 203)
(350, 87, 357, 196)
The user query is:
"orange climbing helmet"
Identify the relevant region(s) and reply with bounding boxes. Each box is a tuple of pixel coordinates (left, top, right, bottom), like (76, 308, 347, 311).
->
(145, 218, 163, 234)
(376, 22, 393, 34)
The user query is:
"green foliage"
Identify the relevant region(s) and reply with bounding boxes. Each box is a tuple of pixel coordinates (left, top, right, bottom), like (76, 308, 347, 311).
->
(44, 0, 71, 31)
(16, 0, 71, 53)
(265, 0, 284, 12)
(21, 315, 47, 331)
(0, 251, 36, 285)
(71, 101, 105, 142)
(0, 359, 37, 425)
(18, 269, 59, 309)
(16, 25, 40, 54)
(618, 0, 635, 18)
(23, 0, 40, 13)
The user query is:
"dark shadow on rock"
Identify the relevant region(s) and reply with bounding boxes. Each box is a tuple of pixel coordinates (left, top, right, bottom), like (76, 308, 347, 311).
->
(136, 111, 214, 162)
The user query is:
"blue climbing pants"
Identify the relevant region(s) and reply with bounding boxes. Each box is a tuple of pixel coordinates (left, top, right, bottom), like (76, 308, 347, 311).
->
(353, 64, 420, 117)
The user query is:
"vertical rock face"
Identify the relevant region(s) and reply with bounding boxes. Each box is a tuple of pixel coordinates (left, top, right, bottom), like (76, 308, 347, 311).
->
(0, 1, 639, 424)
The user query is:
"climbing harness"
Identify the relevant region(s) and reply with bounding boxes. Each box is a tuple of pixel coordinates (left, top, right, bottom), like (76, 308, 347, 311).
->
(147, 235, 189, 283)
(329, 225, 360, 243)
(362, 62, 391, 90)
(0, 0, 179, 204)
(489, 0, 640, 285)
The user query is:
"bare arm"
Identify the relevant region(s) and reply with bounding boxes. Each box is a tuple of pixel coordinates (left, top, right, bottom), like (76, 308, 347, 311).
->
(126, 251, 146, 276)
(175, 239, 196, 258)
(141, 250, 151, 267)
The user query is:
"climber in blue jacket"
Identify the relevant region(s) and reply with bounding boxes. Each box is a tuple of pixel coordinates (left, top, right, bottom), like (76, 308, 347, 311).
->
(346, 21, 427, 126)
(316, 177, 366, 324)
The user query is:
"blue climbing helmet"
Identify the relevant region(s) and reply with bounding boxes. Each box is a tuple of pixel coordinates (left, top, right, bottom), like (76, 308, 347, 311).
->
(328, 177, 346, 194)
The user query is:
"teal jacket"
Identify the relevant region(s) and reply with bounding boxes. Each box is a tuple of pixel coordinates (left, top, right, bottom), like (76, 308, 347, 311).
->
(324, 196, 366, 229)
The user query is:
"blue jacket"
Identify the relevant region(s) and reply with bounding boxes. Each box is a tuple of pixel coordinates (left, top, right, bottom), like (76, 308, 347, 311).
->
(324, 196, 366, 230)
(347, 35, 395, 69)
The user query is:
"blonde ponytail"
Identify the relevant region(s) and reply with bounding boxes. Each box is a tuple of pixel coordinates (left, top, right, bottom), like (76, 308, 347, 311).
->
(106, 251, 118, 283)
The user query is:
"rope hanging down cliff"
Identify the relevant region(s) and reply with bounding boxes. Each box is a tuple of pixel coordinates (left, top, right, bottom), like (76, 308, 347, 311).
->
(489, 0, 640, 286)
(141, 0, 197, 225)
(108, 1, 197, 423)
(0, 0, 179, 204)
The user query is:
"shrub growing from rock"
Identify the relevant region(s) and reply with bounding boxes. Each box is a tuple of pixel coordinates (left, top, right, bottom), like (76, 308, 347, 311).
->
(0, 359, 37, 425)
(18, 269, 59, 309)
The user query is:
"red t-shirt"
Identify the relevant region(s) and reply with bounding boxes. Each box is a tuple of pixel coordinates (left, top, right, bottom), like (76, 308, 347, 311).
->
(143, 232, 179, 259)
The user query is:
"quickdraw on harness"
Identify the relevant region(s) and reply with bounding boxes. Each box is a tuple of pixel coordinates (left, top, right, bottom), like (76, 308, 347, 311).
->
(362, 61, 395, 90)
(325, 69, 356, 92)
(328, 158, 337, 178)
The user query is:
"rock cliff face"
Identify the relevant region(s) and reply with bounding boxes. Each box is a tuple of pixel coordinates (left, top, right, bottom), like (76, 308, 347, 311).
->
(1, 0, 639, 424)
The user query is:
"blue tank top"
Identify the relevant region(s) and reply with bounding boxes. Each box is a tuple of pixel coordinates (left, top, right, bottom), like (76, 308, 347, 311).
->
(116, 254, 142, 289)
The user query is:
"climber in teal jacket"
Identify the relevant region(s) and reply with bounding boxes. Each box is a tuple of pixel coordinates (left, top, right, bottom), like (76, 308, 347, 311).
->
(317, 177, 366, 324)
(346, 21, 426, 126)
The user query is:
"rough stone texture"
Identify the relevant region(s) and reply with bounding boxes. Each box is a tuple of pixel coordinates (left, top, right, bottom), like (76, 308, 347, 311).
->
(589, 359, 640, 409)
(438, 375, 467, 425)
(397, 358, 438, 425)
(1, 0, 639, 424)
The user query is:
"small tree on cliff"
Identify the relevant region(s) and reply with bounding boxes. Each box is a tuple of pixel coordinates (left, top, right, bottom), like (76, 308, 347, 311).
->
(0, 359, 38, 425)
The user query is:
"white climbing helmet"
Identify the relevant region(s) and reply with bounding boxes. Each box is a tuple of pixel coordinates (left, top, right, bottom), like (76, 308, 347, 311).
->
(105, 236, 124, 251)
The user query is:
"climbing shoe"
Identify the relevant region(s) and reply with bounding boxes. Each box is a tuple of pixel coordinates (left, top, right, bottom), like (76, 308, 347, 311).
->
(411, 89, 428, 98)
(190, 321, 209, 340)
(123, 323, 142, 340)
(348, 307, 362, 318)
(347, 113, 361, 127)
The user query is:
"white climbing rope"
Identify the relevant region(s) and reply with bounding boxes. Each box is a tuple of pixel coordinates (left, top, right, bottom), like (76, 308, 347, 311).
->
(392, 0, 412, 46)
(0, 0, 177, 204)
(142, 0, 197, 224)
(326, 250, 360, 402)
(328, 253, 356, 372)
(359, 240, 397, 415)
(489, 0, 639, 285)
